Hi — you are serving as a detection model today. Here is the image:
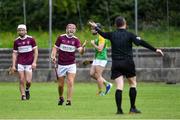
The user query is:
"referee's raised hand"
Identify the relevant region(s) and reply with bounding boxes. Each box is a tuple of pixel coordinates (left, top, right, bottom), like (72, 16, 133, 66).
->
(88, 21, 97, 28)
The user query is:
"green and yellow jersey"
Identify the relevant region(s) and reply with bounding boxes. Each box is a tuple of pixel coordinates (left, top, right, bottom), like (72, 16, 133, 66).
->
(94, 35, 107, 60)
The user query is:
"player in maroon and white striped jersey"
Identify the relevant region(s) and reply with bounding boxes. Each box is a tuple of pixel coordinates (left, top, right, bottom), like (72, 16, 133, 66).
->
(12, 24, 38, 100)
(51, 23, 86, 105)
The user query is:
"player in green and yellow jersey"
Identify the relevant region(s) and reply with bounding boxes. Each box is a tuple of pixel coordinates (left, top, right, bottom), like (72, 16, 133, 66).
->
(90, 23, 112, 96)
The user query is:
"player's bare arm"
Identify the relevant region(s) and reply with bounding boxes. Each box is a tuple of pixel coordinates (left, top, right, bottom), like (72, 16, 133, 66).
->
(12, 52, 17, 71)
(91, 40, 104, 52)
(32, 47, 38, 69)
(78, 40, 87, 55)
(51, 46, 57, 64)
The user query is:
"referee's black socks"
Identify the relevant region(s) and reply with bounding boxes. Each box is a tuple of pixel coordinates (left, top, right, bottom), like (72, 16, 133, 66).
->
(129, 87, 137, 109)
(115, 89, 123, 112)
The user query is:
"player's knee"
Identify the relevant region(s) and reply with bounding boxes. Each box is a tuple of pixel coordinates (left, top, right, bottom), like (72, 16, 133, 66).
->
(19, 80, 25, 85)
(58, 82, 64, 87)
(129, 81, 137, 87)
(68, 83, 73, 88)
(67, 80, 74, 88)
(90, 72, 95, 78)
(58, 84, 64, 88)
(26, 81, 31, 85)
(95, 73, 101, 79)
(97, 78, 103, 83)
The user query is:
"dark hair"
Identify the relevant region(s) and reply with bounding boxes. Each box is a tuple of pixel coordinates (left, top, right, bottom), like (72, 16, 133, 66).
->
(115, 16, 126, 28)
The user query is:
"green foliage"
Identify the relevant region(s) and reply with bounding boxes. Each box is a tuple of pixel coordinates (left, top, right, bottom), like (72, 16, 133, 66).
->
(0, 82, 180, 119)
(0, 0, 180, 30)
(0, 0, 22, 30)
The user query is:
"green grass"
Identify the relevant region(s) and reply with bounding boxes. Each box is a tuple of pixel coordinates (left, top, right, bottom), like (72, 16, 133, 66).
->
(0, 82, 180, 119)
(138, 27, 180, 47)
(0, 27, 180, 48)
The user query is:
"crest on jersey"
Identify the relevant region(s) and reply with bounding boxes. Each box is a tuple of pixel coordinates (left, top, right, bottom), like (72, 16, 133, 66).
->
(27, 41, 30, 45)
(71, 41, 75, 45)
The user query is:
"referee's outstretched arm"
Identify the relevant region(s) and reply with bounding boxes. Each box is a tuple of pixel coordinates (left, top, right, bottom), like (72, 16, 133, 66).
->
(132, 36, 164, 56)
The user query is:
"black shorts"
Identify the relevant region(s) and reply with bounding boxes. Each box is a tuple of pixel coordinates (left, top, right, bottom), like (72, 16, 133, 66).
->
(111, 59, 136, 80)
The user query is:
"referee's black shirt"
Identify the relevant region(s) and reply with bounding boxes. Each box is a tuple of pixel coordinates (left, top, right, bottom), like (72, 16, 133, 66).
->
(96, 28, 156, 60)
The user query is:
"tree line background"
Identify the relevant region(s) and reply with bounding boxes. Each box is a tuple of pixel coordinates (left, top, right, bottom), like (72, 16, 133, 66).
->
(0, 0, 179, 31)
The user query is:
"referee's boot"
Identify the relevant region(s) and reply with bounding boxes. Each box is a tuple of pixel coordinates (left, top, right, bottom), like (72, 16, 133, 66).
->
(116, 109, 124, 115)
(58, 97, 64, 105)
(129, 108, 141, 114)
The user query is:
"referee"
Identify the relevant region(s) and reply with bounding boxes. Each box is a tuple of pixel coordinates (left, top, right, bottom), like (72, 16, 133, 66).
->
(89, 16, 164, 114)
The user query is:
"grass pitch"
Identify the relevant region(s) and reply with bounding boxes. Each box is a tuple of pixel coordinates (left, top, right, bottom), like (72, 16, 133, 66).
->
(0, 82, 180, 119)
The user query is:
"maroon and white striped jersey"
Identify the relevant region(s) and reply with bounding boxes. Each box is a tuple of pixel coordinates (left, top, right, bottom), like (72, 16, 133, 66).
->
(55, 34, 81, 65)
(13, 35, 37, 65)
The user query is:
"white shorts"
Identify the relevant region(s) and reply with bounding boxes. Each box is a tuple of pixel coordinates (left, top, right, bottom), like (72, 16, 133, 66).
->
(17, 64, 32, 72)
(57, 64, 76, 77)
(92, 59, 107, 67)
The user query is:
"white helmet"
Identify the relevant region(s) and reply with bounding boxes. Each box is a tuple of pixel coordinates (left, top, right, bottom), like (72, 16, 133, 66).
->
(17, 24, 27, 30)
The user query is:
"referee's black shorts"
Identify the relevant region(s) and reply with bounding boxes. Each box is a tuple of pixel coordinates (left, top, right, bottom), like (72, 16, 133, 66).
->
(111, 59, 136, 80)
